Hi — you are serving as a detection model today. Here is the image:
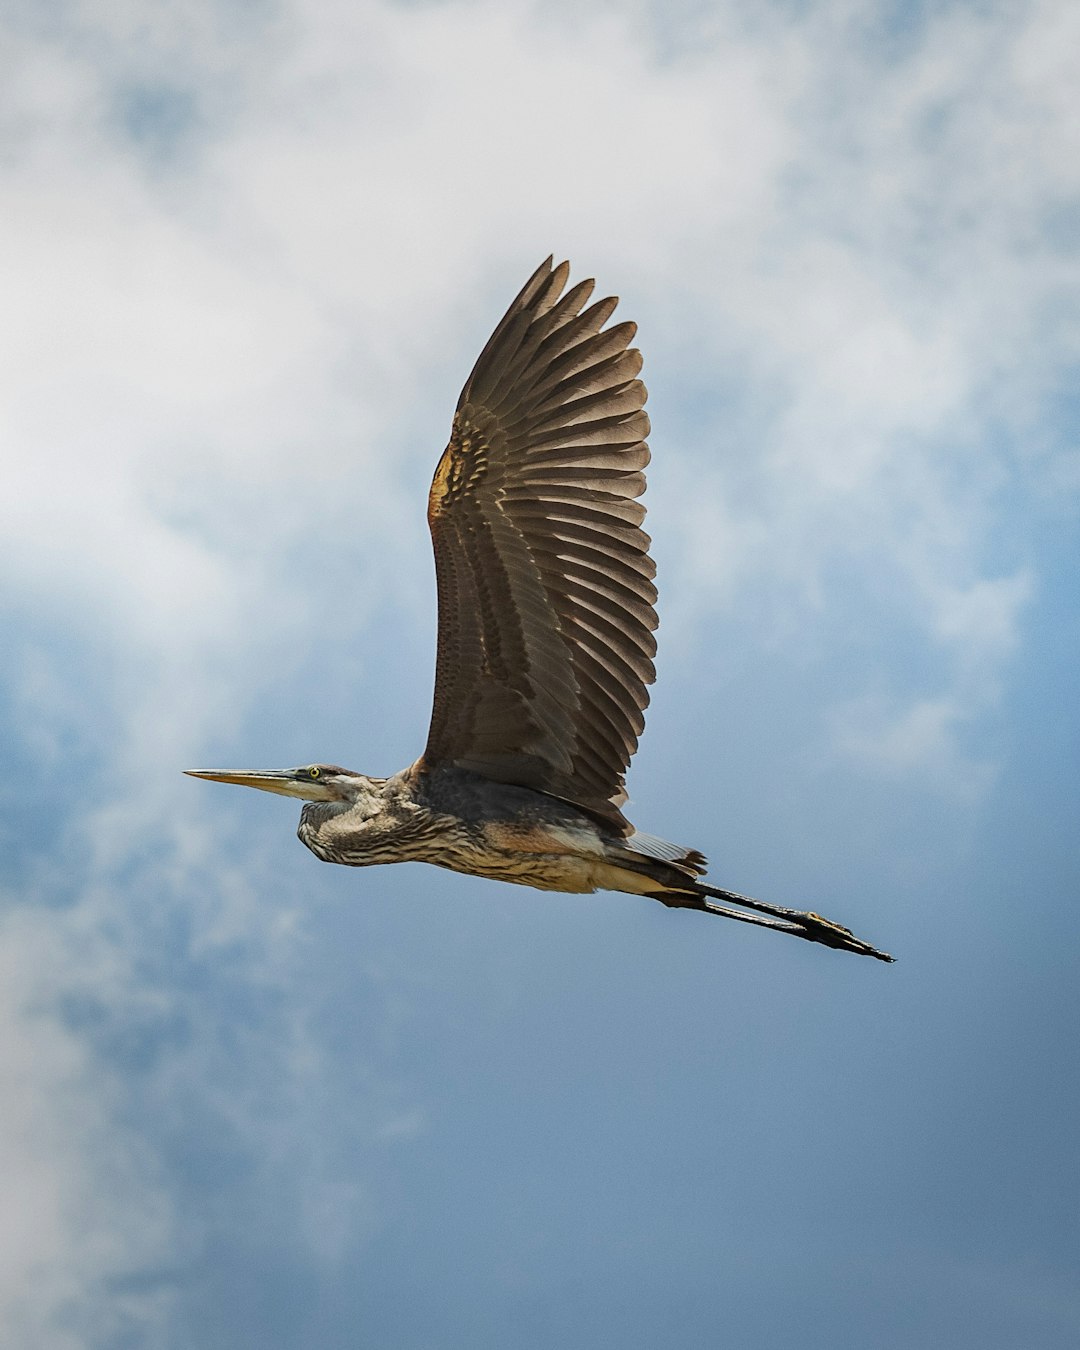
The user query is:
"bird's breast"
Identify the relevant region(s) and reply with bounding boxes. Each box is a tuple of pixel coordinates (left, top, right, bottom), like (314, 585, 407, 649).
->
(420, 817, 626, 894)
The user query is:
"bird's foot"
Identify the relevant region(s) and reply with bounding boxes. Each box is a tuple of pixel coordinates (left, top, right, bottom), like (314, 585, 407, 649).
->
(798, 910, 894, 962)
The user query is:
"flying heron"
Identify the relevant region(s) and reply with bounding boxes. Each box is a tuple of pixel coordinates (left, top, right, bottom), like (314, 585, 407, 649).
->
(187, 259, 892, 962)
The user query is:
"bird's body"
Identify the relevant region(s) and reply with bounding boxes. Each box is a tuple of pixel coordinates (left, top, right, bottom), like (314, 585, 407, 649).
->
(188, 259, 892, 962)
(297, 762, 696, 897)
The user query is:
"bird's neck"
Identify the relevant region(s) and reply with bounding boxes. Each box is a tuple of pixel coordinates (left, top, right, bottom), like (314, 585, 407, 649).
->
(296, 775, 410, 866)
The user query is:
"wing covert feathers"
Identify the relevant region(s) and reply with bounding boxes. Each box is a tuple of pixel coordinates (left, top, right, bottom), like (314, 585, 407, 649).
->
(423, 258, 657, 830)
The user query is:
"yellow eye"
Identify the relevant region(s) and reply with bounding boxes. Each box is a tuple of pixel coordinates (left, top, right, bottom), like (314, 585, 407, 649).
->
(309, 765, 321, 779)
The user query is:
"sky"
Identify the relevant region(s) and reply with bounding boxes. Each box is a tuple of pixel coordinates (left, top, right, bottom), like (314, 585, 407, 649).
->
(1, 0, 1078, 1346)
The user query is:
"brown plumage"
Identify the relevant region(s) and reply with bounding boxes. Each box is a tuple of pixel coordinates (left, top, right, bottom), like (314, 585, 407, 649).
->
(425, 258, 654, 830)
(187, 259, 893, 962)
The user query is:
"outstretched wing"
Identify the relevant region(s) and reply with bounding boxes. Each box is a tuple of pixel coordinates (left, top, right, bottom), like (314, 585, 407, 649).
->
(422, 257, 657, 830)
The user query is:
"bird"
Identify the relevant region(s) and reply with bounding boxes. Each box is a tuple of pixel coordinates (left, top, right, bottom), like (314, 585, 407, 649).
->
(187, 258, 892, 962)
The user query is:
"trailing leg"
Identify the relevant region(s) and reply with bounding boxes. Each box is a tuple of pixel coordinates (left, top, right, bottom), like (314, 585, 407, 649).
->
(654, 884, 894, 962)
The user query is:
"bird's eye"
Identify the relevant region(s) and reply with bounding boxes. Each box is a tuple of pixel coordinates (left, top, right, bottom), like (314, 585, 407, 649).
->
(308, 766, 321, 779)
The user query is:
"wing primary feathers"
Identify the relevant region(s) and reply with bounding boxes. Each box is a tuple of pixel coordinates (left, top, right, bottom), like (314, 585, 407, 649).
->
(424, 259, 657, 826)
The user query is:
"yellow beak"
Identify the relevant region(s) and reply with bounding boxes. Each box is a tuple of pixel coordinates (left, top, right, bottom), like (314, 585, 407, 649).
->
(183, 768, 335, 801)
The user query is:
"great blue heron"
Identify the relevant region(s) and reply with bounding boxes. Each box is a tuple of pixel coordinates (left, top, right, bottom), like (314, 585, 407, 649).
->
(187, 259, 892, 962)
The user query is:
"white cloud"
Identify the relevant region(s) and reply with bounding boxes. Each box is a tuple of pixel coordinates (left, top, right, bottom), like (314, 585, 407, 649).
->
(0, 908, 173, 1349)
(922, 571, 1034, 663)
(828, 693, 996, 799)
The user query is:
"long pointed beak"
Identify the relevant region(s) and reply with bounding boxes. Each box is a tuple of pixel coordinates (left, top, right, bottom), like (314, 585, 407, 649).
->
(184, 768, 332, 801)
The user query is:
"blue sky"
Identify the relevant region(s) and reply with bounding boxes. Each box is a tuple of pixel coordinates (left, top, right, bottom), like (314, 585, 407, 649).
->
(1, 1, 1078, 1346)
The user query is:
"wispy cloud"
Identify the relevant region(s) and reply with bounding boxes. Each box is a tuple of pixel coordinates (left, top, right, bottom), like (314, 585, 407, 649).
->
(0, 907, 174, 1347)
(828, 693, 997, 799)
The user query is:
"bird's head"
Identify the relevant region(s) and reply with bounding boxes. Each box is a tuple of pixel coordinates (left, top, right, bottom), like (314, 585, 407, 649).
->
(184, 764, 369, 803)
